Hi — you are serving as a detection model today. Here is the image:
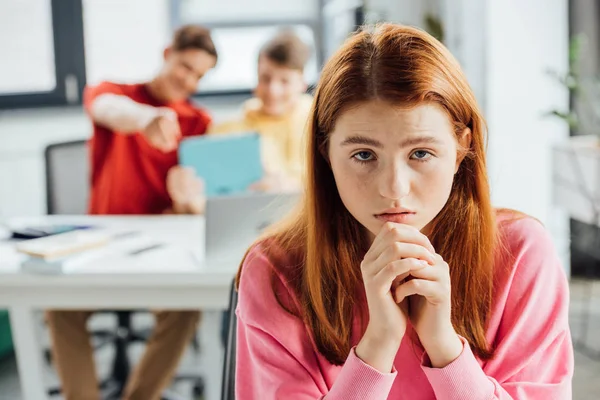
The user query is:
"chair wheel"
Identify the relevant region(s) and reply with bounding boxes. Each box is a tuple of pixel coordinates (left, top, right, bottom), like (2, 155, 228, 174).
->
(193, 379, 205, 399)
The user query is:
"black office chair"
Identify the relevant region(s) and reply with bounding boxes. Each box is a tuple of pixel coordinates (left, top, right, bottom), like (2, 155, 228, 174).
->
(221, 279, 238, 400)
(44, 140, 204, 399)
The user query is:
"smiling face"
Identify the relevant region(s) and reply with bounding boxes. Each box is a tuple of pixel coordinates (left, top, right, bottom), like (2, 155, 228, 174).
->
(254, 56, 307, 117)
(327, 100, 471, 242)
(159, 47, 216, 102)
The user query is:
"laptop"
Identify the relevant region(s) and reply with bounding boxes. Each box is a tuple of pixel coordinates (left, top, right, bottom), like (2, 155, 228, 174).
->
(204, 192, 301, 265)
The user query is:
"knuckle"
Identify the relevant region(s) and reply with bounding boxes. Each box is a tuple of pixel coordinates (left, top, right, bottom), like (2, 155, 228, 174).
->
(360, 260, 369, 272)
(384, 222, 396, 233)
(391, 228, 406, 242)
(420, 247, 433, 258)
(411, 258, 423, 267)
(393, 242, 403, 254)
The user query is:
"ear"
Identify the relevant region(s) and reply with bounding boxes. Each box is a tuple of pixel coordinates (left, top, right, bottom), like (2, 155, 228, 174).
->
(455, 128, 472, 174)
(163, 46, 172, 61)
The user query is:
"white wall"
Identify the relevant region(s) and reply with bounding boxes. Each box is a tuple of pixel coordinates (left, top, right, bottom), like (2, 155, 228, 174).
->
(366, 0, 439, 26)
(180, 0, 319, 23)
(484, 0, 570, 271)
(83, 0, 171, 85)
(0, 0, 55, 93)
(441, 0, 487, 109)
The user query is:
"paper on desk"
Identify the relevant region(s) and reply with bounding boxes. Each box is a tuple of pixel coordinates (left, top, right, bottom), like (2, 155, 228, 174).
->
(0, 243, 25, 272)
(66, 243, 202, 274)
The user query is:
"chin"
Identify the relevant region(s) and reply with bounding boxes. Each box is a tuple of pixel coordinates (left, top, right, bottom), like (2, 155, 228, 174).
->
(264, 106, 284, 116)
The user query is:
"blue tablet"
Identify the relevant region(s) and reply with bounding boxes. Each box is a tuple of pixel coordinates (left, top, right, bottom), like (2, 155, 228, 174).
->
(178, 132, 264, 197)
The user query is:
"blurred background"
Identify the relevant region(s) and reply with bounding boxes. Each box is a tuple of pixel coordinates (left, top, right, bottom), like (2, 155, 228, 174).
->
(0, 0, 598, 399)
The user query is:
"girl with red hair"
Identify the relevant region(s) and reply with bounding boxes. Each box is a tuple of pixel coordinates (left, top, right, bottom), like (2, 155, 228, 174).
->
(235, 24, 573, 400)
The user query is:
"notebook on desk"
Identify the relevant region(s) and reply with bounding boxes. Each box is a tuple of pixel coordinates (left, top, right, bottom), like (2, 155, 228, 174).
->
(15, 229, 111, 260)
(179, 132, 264, 197)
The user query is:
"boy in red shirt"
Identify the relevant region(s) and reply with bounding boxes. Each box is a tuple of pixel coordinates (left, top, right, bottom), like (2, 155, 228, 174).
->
(45, 25, 216, 399)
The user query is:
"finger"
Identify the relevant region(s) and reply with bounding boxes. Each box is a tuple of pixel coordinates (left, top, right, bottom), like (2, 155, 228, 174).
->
(373, 260, 427, 297)
(247, 182, 262, 192)
(365, 222, 394, 260)
(392, 271, 410, 289)
(363, 242, 434, 277)
(172, 123, 182, 139)
(378, 242, 435, 268)
(163, 136, 178, 152)
(191, 180, 203, 195)
(154, 123, 174, 151)
(394, 279, 440, 304)
(385, 224, 435, 254)
(153, 137, 170, 153)
(373, 258, 428, 295)
(168, 117, 182, 138)
(405, 265, 444, 282)
(196, 177, 205, 194)
(179, 167, 195, 180)
(367, 223, 434, 262)
(159, 118, 180, 144)
(373, 258, 428, 289)
(364, 222, 401, 262)
(433, 253, 445, 263)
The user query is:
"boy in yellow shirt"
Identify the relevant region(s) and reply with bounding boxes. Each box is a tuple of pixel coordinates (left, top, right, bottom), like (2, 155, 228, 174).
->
(168, 31, 313, 210)
(209, 30, 313, 192)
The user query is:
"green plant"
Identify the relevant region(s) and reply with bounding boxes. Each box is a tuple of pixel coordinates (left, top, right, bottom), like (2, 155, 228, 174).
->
(546, 34, 588, 132)
(424, 13, 444, 43)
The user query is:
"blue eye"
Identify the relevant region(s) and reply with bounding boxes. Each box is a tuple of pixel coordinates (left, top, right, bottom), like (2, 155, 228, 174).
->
(411, 150, 432, 161)
(353, 151, 374, 163)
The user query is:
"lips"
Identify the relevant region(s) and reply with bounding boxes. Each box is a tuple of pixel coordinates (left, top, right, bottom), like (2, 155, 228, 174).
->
(375, 207, 416, 224)
(375, 213, 415, 224)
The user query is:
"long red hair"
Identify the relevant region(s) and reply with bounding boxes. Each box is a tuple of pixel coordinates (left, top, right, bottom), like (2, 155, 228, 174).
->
(238, 24, 498, 365)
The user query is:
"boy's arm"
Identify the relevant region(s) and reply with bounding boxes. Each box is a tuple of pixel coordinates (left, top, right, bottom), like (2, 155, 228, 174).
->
(89, 93, 166, 134)
(90, 94, 181, 152)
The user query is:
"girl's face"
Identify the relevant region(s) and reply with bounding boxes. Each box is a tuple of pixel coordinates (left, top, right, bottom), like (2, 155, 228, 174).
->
(327, 100, 470, 242)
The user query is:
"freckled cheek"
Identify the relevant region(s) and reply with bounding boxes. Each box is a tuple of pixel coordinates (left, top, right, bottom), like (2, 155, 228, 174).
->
(416, 165, 456, 199)
(334, 163, 374, 196)
(352, 168, 373, 191)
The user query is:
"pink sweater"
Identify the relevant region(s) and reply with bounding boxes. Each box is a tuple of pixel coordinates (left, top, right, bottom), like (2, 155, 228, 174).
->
(235, 217, 574, 399)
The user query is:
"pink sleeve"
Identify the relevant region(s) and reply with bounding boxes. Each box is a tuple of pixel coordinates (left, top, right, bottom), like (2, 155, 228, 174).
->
(235, 245, 397, 400)
(420, 218, 573, 399)
(326, 348, 396, 399)
(236, 318, 397, 400)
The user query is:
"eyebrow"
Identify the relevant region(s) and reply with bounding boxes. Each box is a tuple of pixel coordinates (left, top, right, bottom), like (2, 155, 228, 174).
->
(340, 134, 441, 148)
(399, 135, 442, 147)
(340, 135, 383, 148)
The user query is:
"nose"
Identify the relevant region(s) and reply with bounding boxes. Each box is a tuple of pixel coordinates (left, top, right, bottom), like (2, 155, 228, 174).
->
(266, 81, 283, 99)
(379, 161, 410, 200)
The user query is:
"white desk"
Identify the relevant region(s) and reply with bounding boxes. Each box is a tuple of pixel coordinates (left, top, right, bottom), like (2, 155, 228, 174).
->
(0, 215, 238, 400)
